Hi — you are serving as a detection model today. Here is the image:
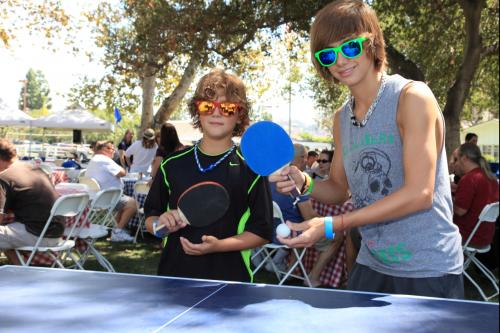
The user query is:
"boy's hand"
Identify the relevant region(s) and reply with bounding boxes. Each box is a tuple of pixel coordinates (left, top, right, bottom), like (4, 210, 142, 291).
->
(269, 165, 305, 195)
(277, 217, 325, 248)
(158, 210, 187, 233)
(180, 235, 220, 255)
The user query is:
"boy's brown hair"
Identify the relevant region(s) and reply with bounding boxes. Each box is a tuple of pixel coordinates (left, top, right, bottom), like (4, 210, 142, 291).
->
(189, 68, 250, 137)
(310, 0, 387, 82)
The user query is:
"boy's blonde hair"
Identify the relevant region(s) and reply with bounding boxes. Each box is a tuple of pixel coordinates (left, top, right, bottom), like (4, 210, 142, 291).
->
(310, 0, 387, 82)
(189, 68, 250, 137)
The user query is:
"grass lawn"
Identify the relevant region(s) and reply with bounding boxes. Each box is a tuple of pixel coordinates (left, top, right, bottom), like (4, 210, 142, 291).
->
(1, 234, 498, 303)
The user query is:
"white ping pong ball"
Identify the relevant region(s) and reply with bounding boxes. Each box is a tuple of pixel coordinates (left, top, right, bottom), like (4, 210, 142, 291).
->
(276, 223, 291, 238)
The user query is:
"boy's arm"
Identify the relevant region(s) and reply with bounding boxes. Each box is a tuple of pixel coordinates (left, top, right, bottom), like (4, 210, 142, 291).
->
(179, 231, 268, 255)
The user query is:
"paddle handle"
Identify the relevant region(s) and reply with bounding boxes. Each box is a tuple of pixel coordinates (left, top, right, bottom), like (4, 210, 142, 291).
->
(154, 209, 190, 233)
(271, 164, 302, 204)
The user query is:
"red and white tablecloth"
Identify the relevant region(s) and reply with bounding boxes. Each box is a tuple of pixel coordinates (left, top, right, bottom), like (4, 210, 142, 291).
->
(291, 200, 354, 288)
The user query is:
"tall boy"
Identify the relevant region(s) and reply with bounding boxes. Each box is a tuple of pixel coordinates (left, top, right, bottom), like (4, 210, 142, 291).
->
(272, 0, 463, 298)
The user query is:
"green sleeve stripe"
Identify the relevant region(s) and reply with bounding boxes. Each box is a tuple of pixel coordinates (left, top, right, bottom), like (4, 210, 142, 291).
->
(158, 148, 195, 246)
(248, 175, 261, 194)
(236, 174, 262, 282)
(160, 146, 195, 190)
(237, 208, 253, 283)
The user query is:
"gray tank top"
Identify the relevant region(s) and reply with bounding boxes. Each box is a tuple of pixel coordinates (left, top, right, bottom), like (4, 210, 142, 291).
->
(339, 74, 463, 277)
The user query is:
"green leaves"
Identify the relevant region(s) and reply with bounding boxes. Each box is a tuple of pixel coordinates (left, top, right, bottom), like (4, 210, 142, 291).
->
(18, 69, 52, 111)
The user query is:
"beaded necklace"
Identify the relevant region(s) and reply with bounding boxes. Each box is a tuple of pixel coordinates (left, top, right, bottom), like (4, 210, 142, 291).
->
(348, 73, 387, 128)
(194, 140, 236, 173)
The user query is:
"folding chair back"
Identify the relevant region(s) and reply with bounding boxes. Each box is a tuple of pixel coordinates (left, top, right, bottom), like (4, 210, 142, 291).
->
(462, 201, 499, 301)
(251, 201, 312, 287)
(133, 181, 150, 243)
(463, 202, 499, 248)
(15, 193, 90, 267)
(78, 176, 101, 192)
(74, 188, 122, 272)
(134, 181, 150, 196)
(86, 187, 122, 227)
(38, 164, 52, 177)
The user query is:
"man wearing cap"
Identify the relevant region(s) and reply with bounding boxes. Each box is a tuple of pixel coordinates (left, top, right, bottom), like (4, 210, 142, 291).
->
(86, 140, 137, 242)
(125, 128, 158, 174)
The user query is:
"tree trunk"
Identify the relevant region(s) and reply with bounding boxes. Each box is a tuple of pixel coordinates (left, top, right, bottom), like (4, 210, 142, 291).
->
(386, 42, 425, 81)
(140, 64, 156, 133)
(443, 0, 484, 158)
(154, 53, 203, 125)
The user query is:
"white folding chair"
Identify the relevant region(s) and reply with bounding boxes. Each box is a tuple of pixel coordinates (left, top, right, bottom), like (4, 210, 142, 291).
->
(78, 176, 101, 192)
(252, 201, 312, 287)
(462, 201, 499, 301)
(133, 181, 150, 243)
(38, 164, 53, 177)
(15, 193, 90, 269)
(76, 188, 122, 272)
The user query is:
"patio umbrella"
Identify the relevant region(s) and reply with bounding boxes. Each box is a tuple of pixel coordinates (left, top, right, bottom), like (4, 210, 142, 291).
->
(32, 108, 114, 132)
(0, 100, 34, 127)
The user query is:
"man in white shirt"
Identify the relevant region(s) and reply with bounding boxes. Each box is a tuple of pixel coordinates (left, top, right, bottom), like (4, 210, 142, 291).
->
(86, 140, 137, 242)
(125, 129, 157, 174)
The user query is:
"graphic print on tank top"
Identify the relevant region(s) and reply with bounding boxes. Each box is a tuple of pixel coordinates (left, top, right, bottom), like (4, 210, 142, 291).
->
(351, 148, 393, 207)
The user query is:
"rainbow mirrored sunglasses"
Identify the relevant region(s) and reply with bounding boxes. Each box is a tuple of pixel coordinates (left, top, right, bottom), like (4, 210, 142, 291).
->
(314, 37, 368, 67)
(195, 100, 239, 117)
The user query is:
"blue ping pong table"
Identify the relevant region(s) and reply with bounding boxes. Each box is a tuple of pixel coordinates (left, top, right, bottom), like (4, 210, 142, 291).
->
(0, 266, 498, 333)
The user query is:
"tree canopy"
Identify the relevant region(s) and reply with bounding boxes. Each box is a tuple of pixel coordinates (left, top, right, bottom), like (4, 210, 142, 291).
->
(67, 0, 497, 156)
(18, 69, 52, 111)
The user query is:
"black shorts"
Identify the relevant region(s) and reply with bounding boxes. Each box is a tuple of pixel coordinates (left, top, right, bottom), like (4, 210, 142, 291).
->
(348, 263, 464, 299)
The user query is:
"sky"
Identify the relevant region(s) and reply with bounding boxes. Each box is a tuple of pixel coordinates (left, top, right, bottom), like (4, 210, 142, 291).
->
(0, 1, 320, 130)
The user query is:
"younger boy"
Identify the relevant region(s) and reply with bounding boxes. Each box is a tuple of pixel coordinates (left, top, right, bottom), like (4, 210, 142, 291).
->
(144, 69, 273, 282)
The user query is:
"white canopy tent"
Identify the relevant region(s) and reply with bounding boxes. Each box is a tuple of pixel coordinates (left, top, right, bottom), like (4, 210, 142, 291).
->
(32, 108, 114, 132)
(0, 100, 34, 127)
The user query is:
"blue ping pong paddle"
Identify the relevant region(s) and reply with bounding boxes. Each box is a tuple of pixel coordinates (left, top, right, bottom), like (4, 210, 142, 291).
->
(241, 121, 301, 201)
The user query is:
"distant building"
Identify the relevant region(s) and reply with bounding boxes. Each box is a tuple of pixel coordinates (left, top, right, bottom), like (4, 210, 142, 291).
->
(168, 120, 202, 145)
(461, 119, 499, 161)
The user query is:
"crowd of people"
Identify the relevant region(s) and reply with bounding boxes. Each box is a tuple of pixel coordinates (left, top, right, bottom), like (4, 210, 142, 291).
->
(1, 0, 498, 301)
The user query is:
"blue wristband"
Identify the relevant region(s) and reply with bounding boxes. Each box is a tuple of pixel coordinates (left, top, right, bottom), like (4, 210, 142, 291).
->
(297, 194, 310, 203)
(324, 216, 334, 240)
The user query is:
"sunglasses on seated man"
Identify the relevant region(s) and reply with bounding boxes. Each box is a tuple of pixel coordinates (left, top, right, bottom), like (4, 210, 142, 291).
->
(314, 37, 367, 67)
(195, 100, 239, 117)
(317, 159, 332, 164)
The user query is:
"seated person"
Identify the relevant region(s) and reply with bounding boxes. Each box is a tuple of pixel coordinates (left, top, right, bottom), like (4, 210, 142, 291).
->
(125, 129, 157, 174)
(86, 140, 137, 242)
(0, 139, 62, 264)
(310, 149, 334, 180)
(270, 144, 344, 287)
(305, 150, 318, 175)
(453, 143, 499, 247)
(61, 151, 82, 169)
